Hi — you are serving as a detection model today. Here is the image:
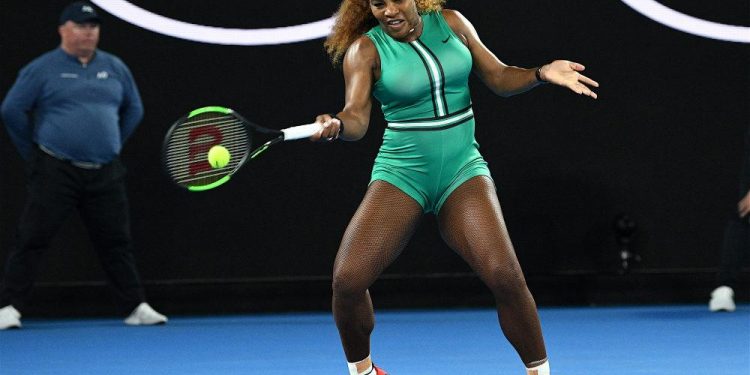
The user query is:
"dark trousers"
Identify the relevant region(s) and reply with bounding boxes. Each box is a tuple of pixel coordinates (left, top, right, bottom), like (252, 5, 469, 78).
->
(0, 149, 145, 314)
(717, 128, 750, 289)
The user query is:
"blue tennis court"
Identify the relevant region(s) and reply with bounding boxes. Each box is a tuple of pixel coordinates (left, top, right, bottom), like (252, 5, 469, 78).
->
(1, 305, 747, 374)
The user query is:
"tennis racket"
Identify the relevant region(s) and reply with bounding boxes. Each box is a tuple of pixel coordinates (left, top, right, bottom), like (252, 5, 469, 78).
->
(161, 106, 321, 191)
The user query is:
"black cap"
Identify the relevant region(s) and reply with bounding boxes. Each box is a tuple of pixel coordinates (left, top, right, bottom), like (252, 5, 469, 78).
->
(59, 2, 101, 25)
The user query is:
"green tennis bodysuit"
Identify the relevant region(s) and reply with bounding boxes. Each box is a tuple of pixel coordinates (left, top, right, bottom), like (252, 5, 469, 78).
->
(366, 10, 491, 213)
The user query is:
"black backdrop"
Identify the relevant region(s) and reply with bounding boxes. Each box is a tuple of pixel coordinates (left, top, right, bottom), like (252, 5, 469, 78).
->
(1, 1, 748, 316)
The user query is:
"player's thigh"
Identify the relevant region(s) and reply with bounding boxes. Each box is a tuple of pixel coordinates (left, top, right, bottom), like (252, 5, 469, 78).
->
(334, 180, 423, 282)
(437, 176, 520, 275)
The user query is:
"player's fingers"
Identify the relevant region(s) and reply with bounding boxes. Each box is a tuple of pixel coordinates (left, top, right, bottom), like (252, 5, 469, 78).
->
(578, 74, 599, 88)
(569, 61, 585, 71)
(310, 115, 330, 141)
(329, 118, 343, 139)
(320, 118, 337, 142)
(573, 83, 597, 99)
(312, 114, 342, 142)
(581, 84, 598, 99)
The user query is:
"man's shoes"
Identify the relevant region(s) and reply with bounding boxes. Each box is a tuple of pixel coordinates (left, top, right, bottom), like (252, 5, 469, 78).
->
(373, 365, 388, 375)
(0, 305, 22, 330)
(124, 302, 168, 325)
(709, 286, 736, 312)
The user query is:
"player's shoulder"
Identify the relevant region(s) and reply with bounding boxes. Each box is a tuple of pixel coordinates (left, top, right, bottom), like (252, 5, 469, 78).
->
(441, 8, 471, 27)
(346, 35, 378, 64)
(440, 8, 462, 19)
(440, 8, 475, 41)
(351, 35, 377, 54)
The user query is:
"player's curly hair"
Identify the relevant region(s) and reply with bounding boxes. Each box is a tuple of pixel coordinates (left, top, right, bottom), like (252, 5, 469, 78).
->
(324, 0, 446, 65)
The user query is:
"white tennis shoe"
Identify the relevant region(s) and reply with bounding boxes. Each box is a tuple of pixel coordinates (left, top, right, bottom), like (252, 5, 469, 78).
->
(124, 302, 168, 325)
(0, 305, 22, 330)
(709, 286, 736, 312)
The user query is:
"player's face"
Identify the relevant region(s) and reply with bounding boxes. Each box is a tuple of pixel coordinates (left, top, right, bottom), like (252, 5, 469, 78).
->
(59, 21, 100, 59)
(370, 0, 421, 41)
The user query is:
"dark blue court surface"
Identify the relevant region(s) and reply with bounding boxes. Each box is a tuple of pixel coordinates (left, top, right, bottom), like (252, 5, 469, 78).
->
(1, 305, 747, 374)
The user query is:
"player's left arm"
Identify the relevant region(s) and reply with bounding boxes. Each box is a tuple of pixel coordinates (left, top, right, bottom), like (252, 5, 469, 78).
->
(442, 9, 598, 99)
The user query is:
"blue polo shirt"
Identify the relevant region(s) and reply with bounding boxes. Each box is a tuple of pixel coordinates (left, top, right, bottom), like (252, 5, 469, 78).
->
(1, 47, 143, 163)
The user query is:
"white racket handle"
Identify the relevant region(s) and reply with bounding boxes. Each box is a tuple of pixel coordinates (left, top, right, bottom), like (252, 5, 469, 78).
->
(281, 123, 322, 141)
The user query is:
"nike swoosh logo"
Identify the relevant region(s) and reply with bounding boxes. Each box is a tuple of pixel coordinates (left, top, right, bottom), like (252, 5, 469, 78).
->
(441, 36, 450, 43)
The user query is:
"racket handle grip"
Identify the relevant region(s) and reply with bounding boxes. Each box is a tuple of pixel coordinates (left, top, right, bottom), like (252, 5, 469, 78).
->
(282, 123, 321, 141)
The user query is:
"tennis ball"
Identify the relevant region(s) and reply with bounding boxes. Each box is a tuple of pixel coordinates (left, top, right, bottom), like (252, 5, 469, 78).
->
(207, 145, 231, 169)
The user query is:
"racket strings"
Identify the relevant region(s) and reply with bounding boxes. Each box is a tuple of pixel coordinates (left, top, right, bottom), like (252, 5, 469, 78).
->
(164, 113, 251, 187)
(178, 115, 239, 128)
(166, 118, 245, 148)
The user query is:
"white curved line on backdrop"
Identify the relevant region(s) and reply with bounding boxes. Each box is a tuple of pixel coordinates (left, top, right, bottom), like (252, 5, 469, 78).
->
(620, 0, 749, 43)
(90, 0, 334, 45)
(92, 0, 750, 45)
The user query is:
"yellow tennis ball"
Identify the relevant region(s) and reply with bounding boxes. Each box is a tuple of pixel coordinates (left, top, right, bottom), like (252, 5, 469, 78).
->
(207, 145, 231, 169)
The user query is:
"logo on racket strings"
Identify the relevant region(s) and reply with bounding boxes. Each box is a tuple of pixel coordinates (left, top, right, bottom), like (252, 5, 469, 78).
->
(188, 126, 223, 176)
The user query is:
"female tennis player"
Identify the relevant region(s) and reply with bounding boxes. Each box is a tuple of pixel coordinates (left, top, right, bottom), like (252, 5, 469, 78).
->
(312, 1, 598, 374)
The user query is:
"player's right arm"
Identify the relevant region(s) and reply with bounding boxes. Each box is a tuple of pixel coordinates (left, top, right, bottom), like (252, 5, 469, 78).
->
(314, 35, 376, 142)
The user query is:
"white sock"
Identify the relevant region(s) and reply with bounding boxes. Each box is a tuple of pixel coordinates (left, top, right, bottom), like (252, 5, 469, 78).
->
(526, 359, 550, 375)
(347, 355, 373, 375)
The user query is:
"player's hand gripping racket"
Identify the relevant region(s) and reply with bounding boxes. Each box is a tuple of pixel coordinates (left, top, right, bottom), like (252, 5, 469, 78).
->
(162, 106, 320, 191)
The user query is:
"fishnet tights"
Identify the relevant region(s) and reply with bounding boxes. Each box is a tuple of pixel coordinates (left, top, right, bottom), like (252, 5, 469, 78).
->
(332, 180, 423, 361)
(438, 176, 547, 364)
(332, 177, 546, 365)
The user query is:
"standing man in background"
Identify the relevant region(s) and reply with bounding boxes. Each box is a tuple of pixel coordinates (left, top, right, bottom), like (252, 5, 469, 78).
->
(709, 125, 750, 312)
(0, 1, 166, 329)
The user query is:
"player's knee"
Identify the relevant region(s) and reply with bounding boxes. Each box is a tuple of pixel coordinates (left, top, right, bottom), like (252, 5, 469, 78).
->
(483, 264, 528, 299)
(331, 269, 369, 299)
